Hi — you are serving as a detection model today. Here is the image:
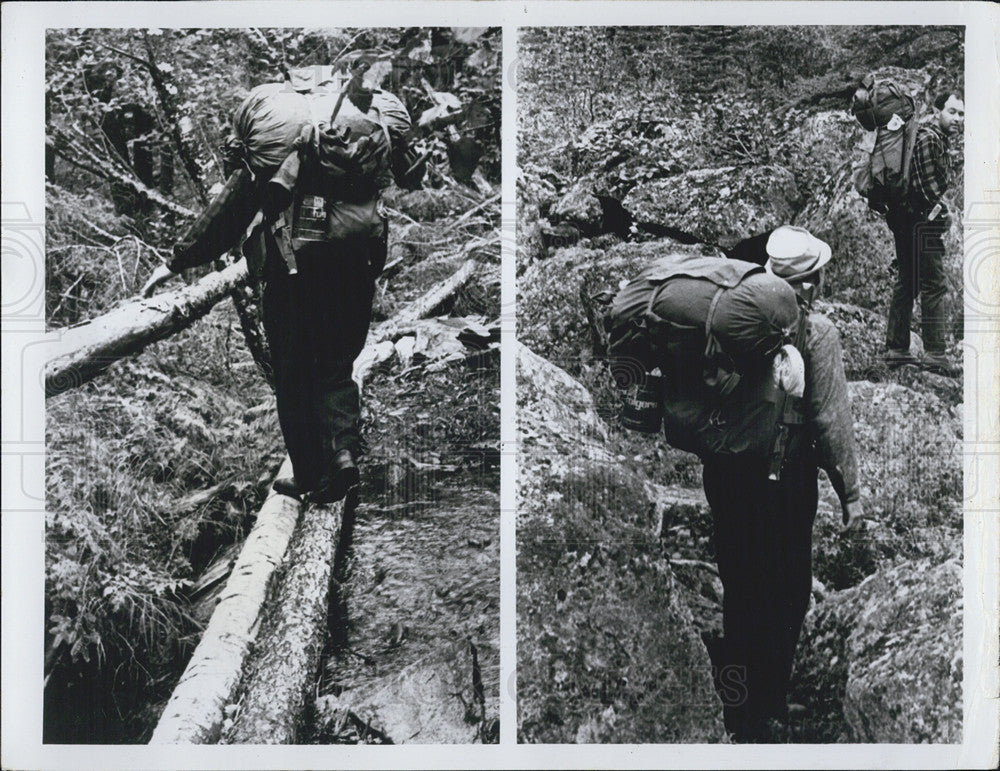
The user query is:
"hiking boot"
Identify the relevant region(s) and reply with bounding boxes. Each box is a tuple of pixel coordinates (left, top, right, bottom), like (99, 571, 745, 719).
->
(920, 351, 959, 378)
(308, 449, 360, 505)
(273, 476, 304, 500)
(883, 348, 917, 369)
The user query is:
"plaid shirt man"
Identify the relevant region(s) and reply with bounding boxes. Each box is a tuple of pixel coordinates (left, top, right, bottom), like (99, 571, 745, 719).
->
(908, 122, 952, 215)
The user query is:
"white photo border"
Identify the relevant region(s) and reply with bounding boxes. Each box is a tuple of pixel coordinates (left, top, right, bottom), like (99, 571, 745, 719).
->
(2, 2, 998, 769)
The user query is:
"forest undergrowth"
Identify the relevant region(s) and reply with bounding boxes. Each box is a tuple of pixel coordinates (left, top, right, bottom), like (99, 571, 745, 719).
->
(44, 26, 500, 743)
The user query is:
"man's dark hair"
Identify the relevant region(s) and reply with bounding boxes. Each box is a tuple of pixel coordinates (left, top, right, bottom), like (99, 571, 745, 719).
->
(934, 91, 964, 110)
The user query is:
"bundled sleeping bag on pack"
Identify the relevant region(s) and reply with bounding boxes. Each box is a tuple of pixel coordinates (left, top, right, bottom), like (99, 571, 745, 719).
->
(223, 66, 411, 201)
(607, 252, 799, 392)
(606, 251, 802, 458)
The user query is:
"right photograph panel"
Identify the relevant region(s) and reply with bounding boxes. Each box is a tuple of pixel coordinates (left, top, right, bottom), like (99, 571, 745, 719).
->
(516, 26, 965, 744)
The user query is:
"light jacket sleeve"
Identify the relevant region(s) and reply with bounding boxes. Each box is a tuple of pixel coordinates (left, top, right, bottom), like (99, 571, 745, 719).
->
(803, 313, 861, 511)
(169, 167, 261, 273)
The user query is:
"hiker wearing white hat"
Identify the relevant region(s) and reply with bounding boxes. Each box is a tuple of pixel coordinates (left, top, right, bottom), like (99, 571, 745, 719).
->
(764, 225, 832, 284)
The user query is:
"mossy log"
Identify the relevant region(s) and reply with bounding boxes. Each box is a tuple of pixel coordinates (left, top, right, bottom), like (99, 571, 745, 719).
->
(222, 495, 348, 744)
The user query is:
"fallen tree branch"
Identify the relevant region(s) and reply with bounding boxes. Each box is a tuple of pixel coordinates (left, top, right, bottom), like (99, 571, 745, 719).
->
(442, 192, 500, 234)
(45, 259, 247, 397)
(394, 258, 477, 325)
(50, 128, 196, 219)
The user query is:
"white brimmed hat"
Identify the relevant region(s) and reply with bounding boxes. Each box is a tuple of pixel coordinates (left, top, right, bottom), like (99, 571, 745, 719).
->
(765, 226, 832, 281)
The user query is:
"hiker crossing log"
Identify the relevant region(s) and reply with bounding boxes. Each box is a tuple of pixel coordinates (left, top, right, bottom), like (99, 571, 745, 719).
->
(45, 259, 248, 398)
(150, 258, 481, 744)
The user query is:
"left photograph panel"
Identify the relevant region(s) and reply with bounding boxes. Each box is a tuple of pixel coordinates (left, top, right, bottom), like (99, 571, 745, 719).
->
(44, 27, 501, 744)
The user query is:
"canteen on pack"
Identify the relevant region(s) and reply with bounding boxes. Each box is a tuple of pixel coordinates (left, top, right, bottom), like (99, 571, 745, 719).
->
(606, 253, 800, 397)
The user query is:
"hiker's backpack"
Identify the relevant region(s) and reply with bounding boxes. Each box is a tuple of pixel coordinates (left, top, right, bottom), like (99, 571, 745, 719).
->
(606, 252, 803, 458)
(224, 66, 411, 269)
(225, 66, 411, 201)
(850, 74, 919, 213)
(607, 254, 800, 393)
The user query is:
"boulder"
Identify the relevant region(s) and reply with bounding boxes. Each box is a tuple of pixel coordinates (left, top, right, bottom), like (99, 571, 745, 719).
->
(550, 180, 604, 236)
(814, 301, 961, 404)
(574, 112, 699, 200)
(517, 343, 725, 743)
(811, 380, 961, 591)
(539, 218, 583, 252)
(623, 165, 801, 247)
(315, 640, 497, 744)
(516, 201, 546, 269)
(793, 557, 961, 743)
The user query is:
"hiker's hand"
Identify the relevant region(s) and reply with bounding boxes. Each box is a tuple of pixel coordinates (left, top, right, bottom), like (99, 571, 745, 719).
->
(842, 499, 864, 531)
(142, 264, 176, 298)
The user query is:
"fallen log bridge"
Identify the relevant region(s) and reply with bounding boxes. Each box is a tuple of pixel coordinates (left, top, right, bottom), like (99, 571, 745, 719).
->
(150, 258, 480, 744)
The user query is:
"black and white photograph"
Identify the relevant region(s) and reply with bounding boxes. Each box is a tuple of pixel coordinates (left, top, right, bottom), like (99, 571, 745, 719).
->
(517, 25, 967, 744)
(41, 25, 501, 745)
(2, 2, 999, 769)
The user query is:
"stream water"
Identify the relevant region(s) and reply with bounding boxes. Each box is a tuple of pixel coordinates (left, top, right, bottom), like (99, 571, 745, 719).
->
(314, 470, 500, 743)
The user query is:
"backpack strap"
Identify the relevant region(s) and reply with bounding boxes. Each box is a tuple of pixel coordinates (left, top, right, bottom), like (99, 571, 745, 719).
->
(900, 117, 921, 197)
(702, 286, 741, 397)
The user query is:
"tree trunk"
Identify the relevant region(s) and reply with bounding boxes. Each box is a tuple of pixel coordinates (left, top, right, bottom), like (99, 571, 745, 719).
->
(149, 457, 300, 744)
(222, 495, 348, 744)
(45, 259, 248, 397)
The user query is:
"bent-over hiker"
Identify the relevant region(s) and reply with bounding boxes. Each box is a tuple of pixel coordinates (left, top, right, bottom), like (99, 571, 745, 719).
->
(703, 228, 861, 742)
(606, 226, 862, 742)
(144, 70, 425, 504)
(883, 91, 964, 376)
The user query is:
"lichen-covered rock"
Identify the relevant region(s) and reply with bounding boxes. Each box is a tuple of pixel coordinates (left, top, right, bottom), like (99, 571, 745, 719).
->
(573, 112, 700, 200)
(811, 380, 961, 591)
(517, 201, 547, 269)
(539, 218, 583, 252)
(843, 558, 962, 743)
(517, 343, 725, 743)
(623, 165, 801, 247)
(315, 640, 496, 744)
(793, 558, 961, 743)
(550, 180, 604, 235)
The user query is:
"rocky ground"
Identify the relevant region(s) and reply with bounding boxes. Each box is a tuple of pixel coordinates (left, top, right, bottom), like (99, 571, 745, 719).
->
(517, 93, 963, 743)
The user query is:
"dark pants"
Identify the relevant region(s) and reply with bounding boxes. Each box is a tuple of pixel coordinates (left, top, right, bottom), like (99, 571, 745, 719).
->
(886, 207, 950, 354)
(261, 228, 385, 490)
(702, 451, 818, 741)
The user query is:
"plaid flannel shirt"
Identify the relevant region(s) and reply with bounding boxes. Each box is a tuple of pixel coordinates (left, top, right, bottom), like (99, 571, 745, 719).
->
(909, 123, 951, 215)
